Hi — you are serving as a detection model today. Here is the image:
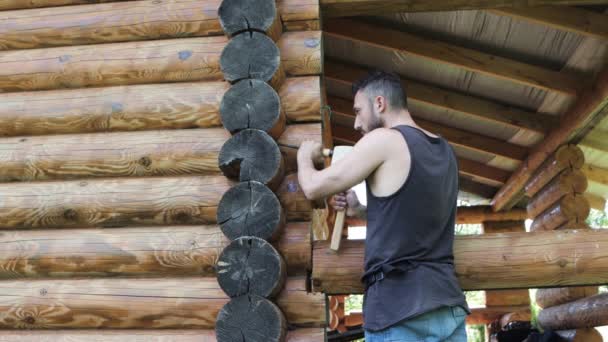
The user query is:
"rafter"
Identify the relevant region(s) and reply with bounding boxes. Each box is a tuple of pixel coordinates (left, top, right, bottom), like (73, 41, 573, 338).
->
(325, 60, 555, 134)
(490, 6, 608, 40)
(492, 67, 608, 211)
(324, 18, 582, 96)
(320, 0, 608, 18)
(328, 96, 528, 162)
(582, 164, 608, 185)
(330, 119, 510, 186)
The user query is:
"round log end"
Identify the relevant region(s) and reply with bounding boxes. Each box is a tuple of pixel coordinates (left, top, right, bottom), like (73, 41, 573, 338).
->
(220, 32, 281, 84)
(216, 294, 287, 342)
(220, 79, 285, 139)
(217, 181, 284, 241)
(555, 145, 585, 169)
(218, 129, 284, 187)
(218, 0, 277, 37)
(217, 236, 286, 298)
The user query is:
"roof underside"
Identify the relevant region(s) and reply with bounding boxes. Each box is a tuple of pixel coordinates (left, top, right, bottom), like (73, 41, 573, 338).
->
(324, 5, 608, 209)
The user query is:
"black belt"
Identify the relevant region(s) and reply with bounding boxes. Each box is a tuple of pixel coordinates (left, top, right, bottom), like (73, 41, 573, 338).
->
(361, 259, 419, 290)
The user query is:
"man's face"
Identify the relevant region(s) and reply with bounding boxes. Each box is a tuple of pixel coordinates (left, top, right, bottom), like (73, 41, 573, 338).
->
(353, 90, 383, 135)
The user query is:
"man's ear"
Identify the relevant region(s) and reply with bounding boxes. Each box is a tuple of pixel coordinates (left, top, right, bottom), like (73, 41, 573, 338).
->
(375, 95, 387, 113)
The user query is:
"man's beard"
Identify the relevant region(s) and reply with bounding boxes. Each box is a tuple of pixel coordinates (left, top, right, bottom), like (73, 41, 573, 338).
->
(366, 109, 383, 133)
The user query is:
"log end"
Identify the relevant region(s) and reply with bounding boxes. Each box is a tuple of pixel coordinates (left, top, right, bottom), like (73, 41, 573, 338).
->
(220, 32, 281, 84)
(218, 0, 278, 37)
(217, 181, 284, 241)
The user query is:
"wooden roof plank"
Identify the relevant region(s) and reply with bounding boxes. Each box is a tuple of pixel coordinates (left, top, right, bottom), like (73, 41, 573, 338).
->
(320, 0, 608, 18)
(325, 60, 555, 134)
(490, 6, 608, 40)
(492, 67, 608, 211)
(328, 96, 528, 162)
(325, 18, 582, 96)
(582, 164, 608, 185)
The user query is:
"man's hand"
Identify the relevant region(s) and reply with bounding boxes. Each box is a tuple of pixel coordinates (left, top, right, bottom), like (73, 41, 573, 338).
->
(297, 140, 324, 167)
(331, 189, 363, 217)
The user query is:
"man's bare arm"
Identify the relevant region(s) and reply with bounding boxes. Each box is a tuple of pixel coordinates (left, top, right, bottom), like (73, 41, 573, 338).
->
(297, 129, 389, 201)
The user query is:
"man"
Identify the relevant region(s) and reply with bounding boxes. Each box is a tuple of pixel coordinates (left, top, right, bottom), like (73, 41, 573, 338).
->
(297, 70, 469, 341)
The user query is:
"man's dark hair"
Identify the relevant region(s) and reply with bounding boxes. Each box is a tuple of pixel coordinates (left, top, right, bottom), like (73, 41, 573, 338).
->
(352, 70, 407, 109)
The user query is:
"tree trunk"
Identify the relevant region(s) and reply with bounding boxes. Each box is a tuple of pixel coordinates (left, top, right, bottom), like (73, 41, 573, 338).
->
(217, 237, 286, 299)
(218, 129, 285, 190)
(530, 194, 590, 231)
(0, 33, 320, 92)
(524, 145, 585, 198)
(0, 77, 320, 137)
(0, 277, 324, 329)
(535, 287, 598, 309)
(218, 0, 282, 41)
(312, 229, 608, 293)
(527, 169, 587, 218)
(0, 223, 309, 279)
(0, 175, 234, 229)
(220, 79, 286, 139)
(538, 293, 608, 330)
(216, 294, 287, 342)
(217, 181, 285, 241)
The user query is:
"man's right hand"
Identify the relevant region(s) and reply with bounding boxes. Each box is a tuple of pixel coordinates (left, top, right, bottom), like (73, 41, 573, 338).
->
(331, 190, 362, 217)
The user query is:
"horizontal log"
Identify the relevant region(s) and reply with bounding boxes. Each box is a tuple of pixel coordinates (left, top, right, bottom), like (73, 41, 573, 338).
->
(0, 0, 318, 50)
(0, 222, 310, 279)
(0, 32, 320, 93)
(278, 123, 322, 173)
(0, 76, 320, 137)
(527, 169, 588, 218)
(278, 173, 313, 221)
(538, 293, 608, 330)
(536, 147, 587, 178)
(555, 328, 603, 342)
(0, 328, 326, 341)
(485, 289, 530, 307)
(311, 229, 608, 293)
(482, 220, 525, 234)
(457, 206, 528, 225)
(0, 175, 233, 229)
(466, 306, 530, 325)
(530, 194, 590, 231)
(0, 276, 325, 329)
(535, 287, 598, 309)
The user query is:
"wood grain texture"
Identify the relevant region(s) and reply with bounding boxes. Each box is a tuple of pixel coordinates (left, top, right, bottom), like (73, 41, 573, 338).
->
(0, 0, 125, 11)
(0, 276, 324, 329)
(466, 306, 530, 325)
(0, 33, 321, 92)
(0, 0, 314, 43)
(0, 222, 310, 279)
(312, 229, 608, 293)
(538, 293, 608, 330)
(0, 128, 228, 182)
(278, 173, 313, 221)
(525, 145, 585, 198)
(279, 31, 322, 76)
(215, 295, 286, 342)
(0, 77, 318, 137)
(218, 0, 282, 40)
(529, 194, 590, 231)
(278, 123, 322, 173)
(527, 169, 588, 218)
(0, 328, 326, 341)
(320, 0, 608, 18)
(325, 18, 581, 96)
(482, 220, 525, 234)
(535, 287, 599, 309)
(325, 60, 554, 134)
(0, 175, 233, 229)
(485, 289, 530, 307)
(457, 206, 527, 224)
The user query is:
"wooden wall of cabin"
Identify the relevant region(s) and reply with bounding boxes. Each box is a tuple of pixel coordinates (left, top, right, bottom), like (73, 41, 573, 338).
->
(0, 0, 326, 340)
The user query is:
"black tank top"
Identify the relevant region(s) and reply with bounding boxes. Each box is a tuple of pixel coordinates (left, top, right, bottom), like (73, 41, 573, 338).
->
(362, 125, 468, 331)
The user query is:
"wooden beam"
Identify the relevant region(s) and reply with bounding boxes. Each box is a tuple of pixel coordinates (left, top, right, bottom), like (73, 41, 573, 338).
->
(312, 229, 608, 293)
(0, 223, 310, 279)
(538, 293, 608, 330)
(330, 119, 510, 185)
(585, 193, 606, 212)
(0, 277, 325, 329)
(0, 329, 325, 341)
(325, 60, 555, 134)
(490, 7, 608, 40)
(324, 19, 581, 96)
(536, 287, 599, 309)
(459, 206, 528, 224)
(467, 306, 530, 325)
(328, 96, 528, 162)
(320, 0, 608, 18)
(492, 67, 608, 211)
(458, 177, 499, 200)
(582, 164, 608, 185)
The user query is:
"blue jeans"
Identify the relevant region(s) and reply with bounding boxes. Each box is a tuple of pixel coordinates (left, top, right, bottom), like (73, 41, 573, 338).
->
(364, 306, 467, 342)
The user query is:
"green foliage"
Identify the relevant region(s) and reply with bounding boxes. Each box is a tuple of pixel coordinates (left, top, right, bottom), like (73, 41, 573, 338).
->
(587, 208, 608, 228)
(345, 294, 363, 314)
(466, 325, 485, 342)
